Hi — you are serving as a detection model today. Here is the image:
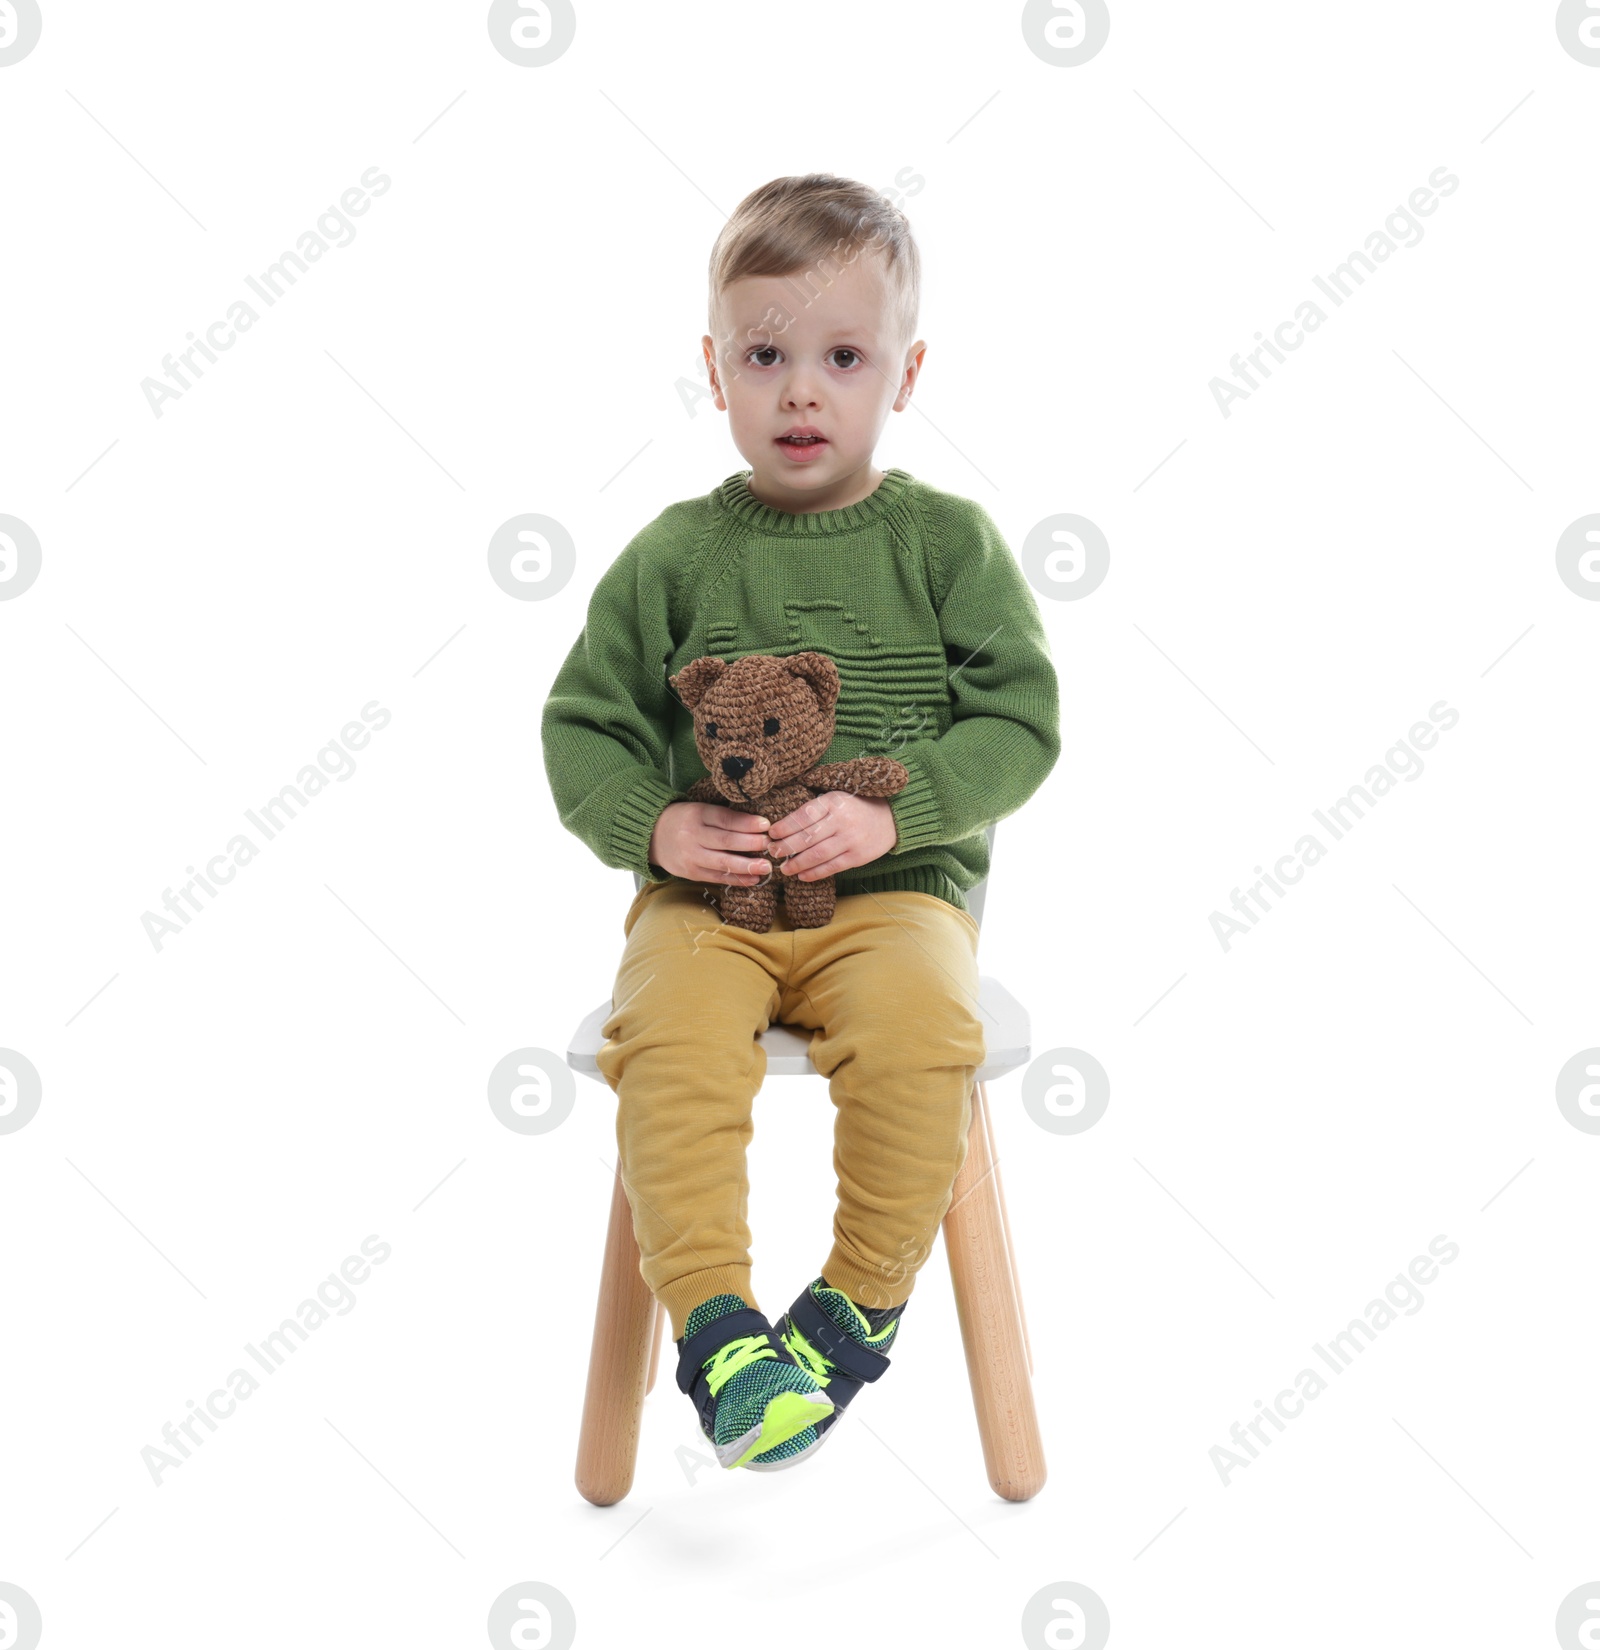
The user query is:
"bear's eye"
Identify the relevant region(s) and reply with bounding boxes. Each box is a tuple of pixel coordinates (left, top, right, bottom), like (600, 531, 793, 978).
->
(704, 723, 718, 739)
(763, 718, 780, 736)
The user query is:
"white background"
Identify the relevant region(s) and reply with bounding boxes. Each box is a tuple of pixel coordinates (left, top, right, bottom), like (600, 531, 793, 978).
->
(2, 2, 1597, 1646)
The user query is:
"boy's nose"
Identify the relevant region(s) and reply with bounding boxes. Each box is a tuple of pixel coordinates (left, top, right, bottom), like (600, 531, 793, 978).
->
(721, 755, 754, 779)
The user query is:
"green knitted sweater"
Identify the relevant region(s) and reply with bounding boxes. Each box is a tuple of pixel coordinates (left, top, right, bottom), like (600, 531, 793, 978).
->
(539, 466, 1060, 913)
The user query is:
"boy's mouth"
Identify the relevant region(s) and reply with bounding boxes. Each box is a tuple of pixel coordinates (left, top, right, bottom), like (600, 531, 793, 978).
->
(776, 428, 828, 461)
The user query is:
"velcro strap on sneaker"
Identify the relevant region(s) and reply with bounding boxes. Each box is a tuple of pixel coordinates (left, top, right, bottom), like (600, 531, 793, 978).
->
(789, 1291, 893, 1385)
(674, 1307, 776, 1396)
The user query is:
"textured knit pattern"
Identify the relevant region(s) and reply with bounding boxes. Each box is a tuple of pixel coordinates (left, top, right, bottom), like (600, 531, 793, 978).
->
(814, 1276, 903, 1353)
(682, 1293, 822, 1462)
(540, 467, 1061, 912)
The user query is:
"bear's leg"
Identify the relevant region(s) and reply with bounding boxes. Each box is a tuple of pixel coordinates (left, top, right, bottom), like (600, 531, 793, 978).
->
(719, 877, 779, 933)
(780, 874, 837, 928)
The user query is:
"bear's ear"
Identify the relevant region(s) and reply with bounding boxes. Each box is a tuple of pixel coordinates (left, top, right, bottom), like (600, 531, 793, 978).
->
(783, 650, 840, 713)
(670, 655, 726, 710)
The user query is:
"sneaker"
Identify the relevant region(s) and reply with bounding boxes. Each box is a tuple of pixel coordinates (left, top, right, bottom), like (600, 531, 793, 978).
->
(764, 1276, 905, 1467)
(674, 1293, 834, 1471)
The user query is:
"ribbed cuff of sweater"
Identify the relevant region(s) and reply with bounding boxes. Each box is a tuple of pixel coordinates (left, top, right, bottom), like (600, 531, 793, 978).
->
(608, 771, 684, 881)
(888, 758, 945, 854)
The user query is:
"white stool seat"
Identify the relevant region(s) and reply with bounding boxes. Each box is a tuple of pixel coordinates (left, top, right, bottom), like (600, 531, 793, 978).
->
(567, 971, 1030, 1084)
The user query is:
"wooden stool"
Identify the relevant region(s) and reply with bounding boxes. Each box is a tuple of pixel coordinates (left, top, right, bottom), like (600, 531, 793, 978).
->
(563, 825, 1046, 1505)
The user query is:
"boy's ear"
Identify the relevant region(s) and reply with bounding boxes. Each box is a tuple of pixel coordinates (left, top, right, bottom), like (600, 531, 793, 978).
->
(782, 650, 840, 712)
(671, 656, 726, 710)
(893, 339, 927, 412)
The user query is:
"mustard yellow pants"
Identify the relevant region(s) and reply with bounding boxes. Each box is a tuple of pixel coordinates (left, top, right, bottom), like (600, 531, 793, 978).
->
(595, 878, 988, 1340)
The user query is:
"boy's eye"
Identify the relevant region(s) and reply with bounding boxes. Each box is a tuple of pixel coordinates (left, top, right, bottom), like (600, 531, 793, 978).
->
(763, 718, 779, 736)
(829, 349, 861, 370)
(747, 347, 780, 368)
(704, 723, 718, 738)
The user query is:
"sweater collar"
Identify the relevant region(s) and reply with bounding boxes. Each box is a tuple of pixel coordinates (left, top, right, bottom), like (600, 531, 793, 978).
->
(715, 467, 912, 536)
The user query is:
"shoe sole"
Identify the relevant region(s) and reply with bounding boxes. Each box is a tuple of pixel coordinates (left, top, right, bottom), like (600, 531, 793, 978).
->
(743, 1407, 843, 1472)
(717, 1388, 834, 1470)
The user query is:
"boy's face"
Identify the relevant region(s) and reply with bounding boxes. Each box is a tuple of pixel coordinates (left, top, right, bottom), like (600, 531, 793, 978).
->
(702, 249, 925, 509)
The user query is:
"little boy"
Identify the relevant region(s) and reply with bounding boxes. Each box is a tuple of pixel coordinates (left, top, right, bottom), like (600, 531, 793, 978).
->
(541, 173, 1059, 1472)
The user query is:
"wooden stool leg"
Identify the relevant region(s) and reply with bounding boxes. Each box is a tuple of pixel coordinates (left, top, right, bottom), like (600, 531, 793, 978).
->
(942, 1079, 1047, 1502)
(981, 1080, 1033, 1378)
(575, 1162, 658, 1506)
(645, 1301, 666, 1394)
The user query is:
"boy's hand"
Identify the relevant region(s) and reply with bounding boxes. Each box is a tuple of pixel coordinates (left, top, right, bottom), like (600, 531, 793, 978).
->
(766, 793, 898, 880)
(648, 801, 775, 886)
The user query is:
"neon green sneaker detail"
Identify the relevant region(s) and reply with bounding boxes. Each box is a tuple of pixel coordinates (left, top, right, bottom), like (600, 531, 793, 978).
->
(767, 1276, 906, 1466)
(675, 1293, 833, 1470)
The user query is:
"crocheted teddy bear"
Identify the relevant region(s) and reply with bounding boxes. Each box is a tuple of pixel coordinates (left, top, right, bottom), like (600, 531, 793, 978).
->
(668, 650, 909, 933)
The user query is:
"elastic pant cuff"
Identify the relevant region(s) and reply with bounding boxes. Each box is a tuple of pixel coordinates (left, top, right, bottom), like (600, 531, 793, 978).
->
(658, 1263, 755, 1343)
(819, 1246, 915, 1315)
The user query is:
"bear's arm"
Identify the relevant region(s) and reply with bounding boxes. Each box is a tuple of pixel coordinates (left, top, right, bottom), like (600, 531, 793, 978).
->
(801, 757, 910, 799)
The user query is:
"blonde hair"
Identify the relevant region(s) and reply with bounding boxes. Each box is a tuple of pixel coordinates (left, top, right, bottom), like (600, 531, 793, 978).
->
(707, 173, 921, 363)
